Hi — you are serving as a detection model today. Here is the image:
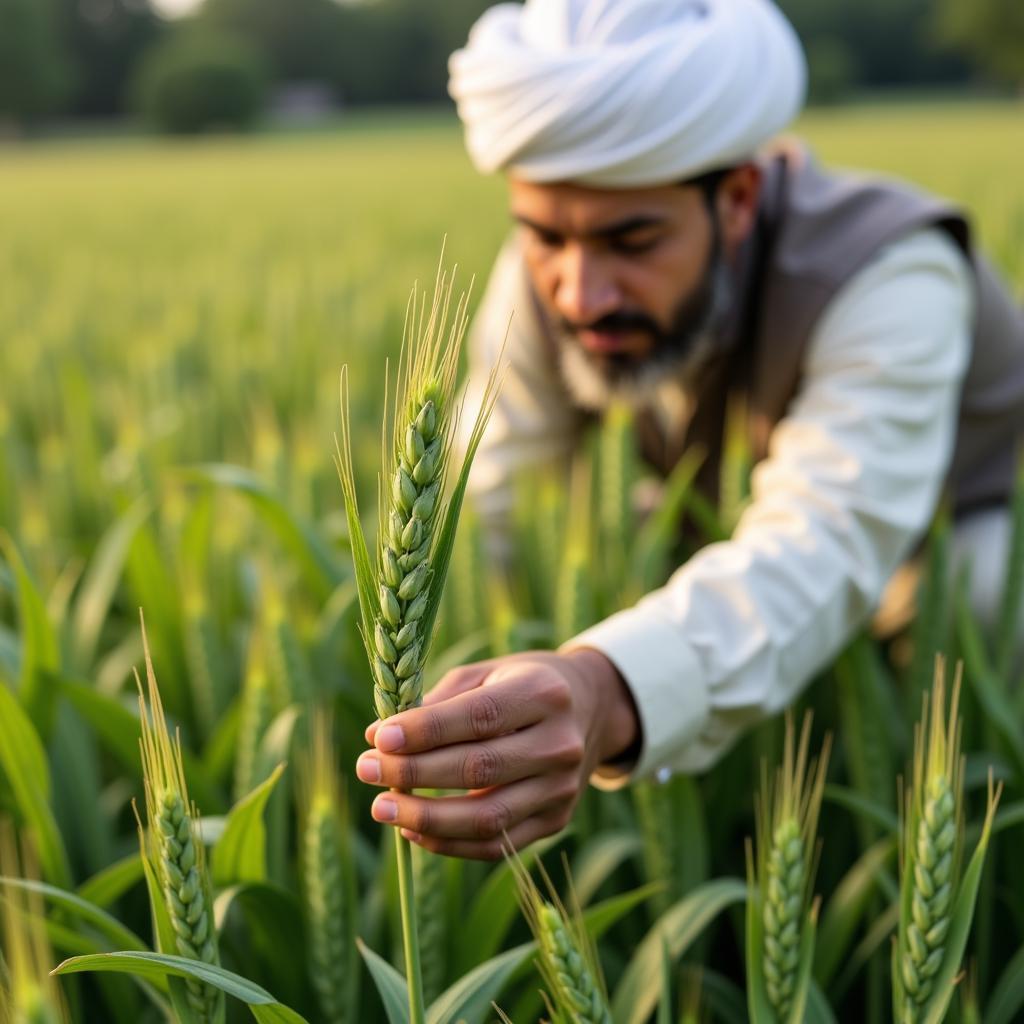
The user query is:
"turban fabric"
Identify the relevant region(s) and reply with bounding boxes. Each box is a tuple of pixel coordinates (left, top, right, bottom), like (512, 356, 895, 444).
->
(448, 0, 807, 188)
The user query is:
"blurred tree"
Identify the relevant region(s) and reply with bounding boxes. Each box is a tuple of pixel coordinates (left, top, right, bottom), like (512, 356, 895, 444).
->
(55, 0, 167, 116)
(7, 0, 1006, 124)
(195, 0, 491, 105)
(936, 0, 1024, 88)
(0, 0, 71, 127)
(778, 0, 970, 99)
(803, 37, 859, 105)
(131, 29, 270, 133)
(332, 0, 492, 103)
(199, 0, 348, 85)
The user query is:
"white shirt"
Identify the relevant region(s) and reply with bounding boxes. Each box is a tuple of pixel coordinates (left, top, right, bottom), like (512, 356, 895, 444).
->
(460, 226, 973, 787)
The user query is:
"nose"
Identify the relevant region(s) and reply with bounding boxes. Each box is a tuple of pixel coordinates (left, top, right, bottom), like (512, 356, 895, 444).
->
(553, 244, 620, 326)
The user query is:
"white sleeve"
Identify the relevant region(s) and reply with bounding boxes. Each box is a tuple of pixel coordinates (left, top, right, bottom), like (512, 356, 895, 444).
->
(569, 228, 974, 787)
(460, 235, 584, 553)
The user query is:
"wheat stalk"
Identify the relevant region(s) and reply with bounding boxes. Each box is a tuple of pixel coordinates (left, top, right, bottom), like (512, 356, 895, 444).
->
(183, 583, 227, 741)
(335, 253, 505, 1024)
(137, 619, 222, 1024)
(747, 713, 830, 1023)
(536, 902, 612, 1024)
(897, 661, 961, 1022)
(369, 371, 446, 718)
(554, 459, 596, 644)
(598, 401, 634, 598)
(412, 843, 447, 1006)
(233, 628, 274, 802)
(264, 581, 315, 706)
(762, 816, 805, 1018)
(0, 823, 68, 1024)
(891, 657, 1001, 1024)
(633, 779, 679, 920)
(337, 259, 501, 720)
(300, 711, 358, 1024)
(509, 848, 612, 1024)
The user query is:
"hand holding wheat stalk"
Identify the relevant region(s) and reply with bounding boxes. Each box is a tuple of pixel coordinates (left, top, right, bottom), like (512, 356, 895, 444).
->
(335, 254, 503, 1024)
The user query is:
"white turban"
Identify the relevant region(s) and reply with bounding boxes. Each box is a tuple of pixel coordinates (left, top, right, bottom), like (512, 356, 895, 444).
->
(448, 0, 806, 188)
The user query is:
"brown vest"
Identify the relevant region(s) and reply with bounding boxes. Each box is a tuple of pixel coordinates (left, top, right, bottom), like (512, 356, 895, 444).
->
(635, 143, 1024, 517)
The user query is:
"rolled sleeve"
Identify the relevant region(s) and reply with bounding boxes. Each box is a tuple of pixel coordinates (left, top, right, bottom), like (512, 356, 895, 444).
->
(569, 608, 708, 789)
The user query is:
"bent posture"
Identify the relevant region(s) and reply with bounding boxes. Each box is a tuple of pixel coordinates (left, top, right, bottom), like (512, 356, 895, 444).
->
(356, 0, 1024, 859)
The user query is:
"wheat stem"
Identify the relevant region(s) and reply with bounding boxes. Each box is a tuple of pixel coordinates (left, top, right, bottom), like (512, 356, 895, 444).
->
(413, 844, 447, 1005)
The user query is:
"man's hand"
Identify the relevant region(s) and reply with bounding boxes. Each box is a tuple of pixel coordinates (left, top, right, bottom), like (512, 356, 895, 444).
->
(355, 648, 639, 860)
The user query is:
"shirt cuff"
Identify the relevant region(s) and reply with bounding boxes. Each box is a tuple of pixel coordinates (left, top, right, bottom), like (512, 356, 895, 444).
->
(565, 606, 710, 789)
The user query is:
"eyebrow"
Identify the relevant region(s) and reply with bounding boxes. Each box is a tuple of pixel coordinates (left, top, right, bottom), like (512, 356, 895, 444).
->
(512, 213, 668, 241)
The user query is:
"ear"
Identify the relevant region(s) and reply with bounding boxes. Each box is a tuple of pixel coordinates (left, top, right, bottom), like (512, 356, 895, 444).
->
(715, 163, 762, 252)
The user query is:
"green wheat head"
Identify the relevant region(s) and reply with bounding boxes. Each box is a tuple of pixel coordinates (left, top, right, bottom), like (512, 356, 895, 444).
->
(892, 659, 1001, 1024)
(746, 713, 830, 1024)
(335, 256, 504, 720)
(509, 849, 612, 1024)
(137, 621, 223, 1024)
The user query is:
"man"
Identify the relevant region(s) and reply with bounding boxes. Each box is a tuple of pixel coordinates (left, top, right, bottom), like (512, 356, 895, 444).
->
(355, 0, 1024, 860)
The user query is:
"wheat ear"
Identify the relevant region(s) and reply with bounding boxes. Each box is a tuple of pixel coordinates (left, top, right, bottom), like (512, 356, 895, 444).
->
(891, 657, 1002, 1024)
(335, 254, 505, 1024)
(137, 620, 221, 1024)
(748, 712, 830, 1023)
(509, 848, 612, 1024)
(896, 660, 962, 1022)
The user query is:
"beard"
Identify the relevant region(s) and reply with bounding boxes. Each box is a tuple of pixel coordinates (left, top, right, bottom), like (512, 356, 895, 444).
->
(554, 231, 733, 414)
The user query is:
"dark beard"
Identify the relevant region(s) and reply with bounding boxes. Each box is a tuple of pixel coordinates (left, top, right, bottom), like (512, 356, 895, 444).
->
(554, 226, 732, 412)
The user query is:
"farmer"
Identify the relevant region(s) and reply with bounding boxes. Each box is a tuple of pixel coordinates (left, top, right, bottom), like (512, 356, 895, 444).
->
(356, 0, 1024, 859)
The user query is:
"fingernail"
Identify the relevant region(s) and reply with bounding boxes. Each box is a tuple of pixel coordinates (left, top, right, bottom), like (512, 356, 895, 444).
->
(356, 754, 381, 783)
(376, 725, 405, 752)
(373, 796, 398, 822)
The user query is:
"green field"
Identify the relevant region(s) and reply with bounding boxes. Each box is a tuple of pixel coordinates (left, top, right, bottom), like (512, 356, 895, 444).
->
(1, 101, 1023, 1023)
(1, 102, 1020, 568)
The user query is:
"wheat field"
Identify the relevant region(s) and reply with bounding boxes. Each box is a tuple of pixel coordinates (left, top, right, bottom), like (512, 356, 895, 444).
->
(0, 101, 1022, 1023)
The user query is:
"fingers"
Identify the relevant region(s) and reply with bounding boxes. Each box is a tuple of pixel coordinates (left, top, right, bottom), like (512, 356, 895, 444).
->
(356, 720, 585, 791)
(368, 772, 578, 857)
(364, 661, 572, 755)
(364, 660, 496, 745)
(403, 810, 572, 861)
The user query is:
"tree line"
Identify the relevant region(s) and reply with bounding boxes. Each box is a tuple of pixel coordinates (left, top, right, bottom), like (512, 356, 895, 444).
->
(0, 0, 1020, 133)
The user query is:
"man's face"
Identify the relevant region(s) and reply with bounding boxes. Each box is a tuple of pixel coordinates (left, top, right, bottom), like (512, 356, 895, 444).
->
(509, 176, 741, 410)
